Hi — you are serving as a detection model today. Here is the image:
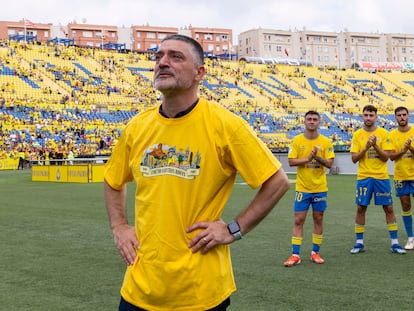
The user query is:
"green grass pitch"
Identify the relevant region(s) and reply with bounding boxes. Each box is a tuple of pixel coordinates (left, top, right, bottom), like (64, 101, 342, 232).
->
(2, 170, 414, 310)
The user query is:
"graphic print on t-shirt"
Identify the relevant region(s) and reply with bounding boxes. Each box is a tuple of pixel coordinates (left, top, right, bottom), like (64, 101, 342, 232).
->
(140, 143, 201, 179)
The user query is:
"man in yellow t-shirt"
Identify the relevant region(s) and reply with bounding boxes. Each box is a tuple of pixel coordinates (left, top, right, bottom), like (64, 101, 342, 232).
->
(350, 104, 405, 254)
(284, 111, 335, 267)
(104, 35, 290, 311)
(390, 106, 414, 250)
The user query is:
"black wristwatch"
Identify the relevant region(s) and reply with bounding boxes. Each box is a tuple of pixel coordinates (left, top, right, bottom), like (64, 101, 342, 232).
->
(227, 220, 242, 240)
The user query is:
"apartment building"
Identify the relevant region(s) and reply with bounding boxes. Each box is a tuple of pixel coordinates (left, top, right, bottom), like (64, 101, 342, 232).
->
(238, 28, 414, 68)
(0, 19, 233, 57)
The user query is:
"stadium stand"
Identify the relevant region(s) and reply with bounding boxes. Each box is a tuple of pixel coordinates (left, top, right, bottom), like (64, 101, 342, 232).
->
(2, 40, 414, 168)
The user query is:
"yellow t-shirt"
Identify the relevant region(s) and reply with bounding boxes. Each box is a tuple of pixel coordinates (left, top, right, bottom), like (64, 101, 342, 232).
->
(104, 98, 281, 311)
(288, 133, 334, 192)
(350, 127, 391, 180)
(389, 127, 414, 181)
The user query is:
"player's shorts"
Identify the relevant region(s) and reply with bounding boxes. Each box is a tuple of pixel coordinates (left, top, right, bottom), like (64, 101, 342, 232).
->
(393, 180, 414, 197)
(356, 177, 392, 206)
(294, 191, 327, 212)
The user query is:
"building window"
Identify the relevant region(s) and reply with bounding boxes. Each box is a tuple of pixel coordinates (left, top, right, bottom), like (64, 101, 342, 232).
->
(83, 31, 93, 38)
(147, 32, 156, 39)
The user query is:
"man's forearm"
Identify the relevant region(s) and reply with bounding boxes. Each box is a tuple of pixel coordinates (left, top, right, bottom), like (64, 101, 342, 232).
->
(104, 180, 128, 231)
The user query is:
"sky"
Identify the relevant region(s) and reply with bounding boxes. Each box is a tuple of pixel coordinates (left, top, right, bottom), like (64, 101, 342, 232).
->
(2, 0, 414, 44)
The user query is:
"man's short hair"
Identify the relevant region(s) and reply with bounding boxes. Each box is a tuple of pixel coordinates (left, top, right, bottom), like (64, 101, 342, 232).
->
(305, 110, 320, 118)
(161, 34, 204, 66)
(362, 104, 377, 113)
(394, 106, 408, 115)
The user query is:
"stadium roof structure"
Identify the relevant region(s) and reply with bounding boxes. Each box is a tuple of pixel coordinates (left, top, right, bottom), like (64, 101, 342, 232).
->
(204, 51, 214, 58)
(351, 61, 414, 72)
(8, 34, 37, 42)
(147, 46, 158, 52)
(215, 52, 238, 60)
(101, 42, 127, 51)
(238, 56, 311, 66)
(47, 37, 75, 46)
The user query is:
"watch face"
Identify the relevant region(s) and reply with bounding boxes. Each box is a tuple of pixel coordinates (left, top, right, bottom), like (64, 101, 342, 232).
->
(228, 221, 240, 233)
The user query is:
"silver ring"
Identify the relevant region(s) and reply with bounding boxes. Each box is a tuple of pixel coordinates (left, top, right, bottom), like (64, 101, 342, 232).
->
(203, 237, 208, 242)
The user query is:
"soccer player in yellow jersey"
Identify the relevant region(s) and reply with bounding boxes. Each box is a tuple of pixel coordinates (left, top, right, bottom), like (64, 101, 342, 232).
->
(283, 111, 335, 267)
(104, 35, 290, 311)
(350, 105, 406, 254)
(389, 106, 414, 250)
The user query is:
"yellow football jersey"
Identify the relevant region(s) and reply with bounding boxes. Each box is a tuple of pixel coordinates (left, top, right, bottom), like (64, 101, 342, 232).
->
(350, 127, 392, 180)
(389, 127, 414, 180)
(288, 133, 334, 192)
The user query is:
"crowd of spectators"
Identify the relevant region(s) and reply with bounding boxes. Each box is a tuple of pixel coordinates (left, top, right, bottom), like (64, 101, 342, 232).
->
(0, 40, 407, 167)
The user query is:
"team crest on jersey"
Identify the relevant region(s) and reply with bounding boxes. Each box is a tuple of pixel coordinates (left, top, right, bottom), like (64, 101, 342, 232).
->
(140, 143, 201, 179)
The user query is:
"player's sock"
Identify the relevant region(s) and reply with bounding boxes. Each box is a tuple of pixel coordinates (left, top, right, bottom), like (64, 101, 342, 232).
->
(402, 210, 413, 238)
(291, 236, 302, 255)
(312, 233, 323, 253)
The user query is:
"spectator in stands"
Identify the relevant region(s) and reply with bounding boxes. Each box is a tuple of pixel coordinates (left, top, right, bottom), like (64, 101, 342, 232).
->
(104, 34, 290, 311)
(283, 110, 335, 267)
(350, 105, 406, 254)
(17, 148, 25, 169)
(389, 106, 414, 250)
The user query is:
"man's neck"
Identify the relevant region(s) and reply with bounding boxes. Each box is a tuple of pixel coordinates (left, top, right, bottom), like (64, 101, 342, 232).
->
(159, 89, 199, 117)
(304, 130, 318, 139)
(160, 96, 199, 118)
(399, 125, 411, 132)
(364, 125, 376, 132)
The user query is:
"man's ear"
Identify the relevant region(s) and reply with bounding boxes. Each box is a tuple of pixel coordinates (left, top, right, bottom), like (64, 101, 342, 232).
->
(195, 66, 206, 80)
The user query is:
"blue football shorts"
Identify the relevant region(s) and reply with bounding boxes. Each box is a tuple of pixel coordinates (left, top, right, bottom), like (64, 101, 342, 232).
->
(294, 191, 328, 212)
(356, 177, 392, 206)
(393, 180, 414, 197)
